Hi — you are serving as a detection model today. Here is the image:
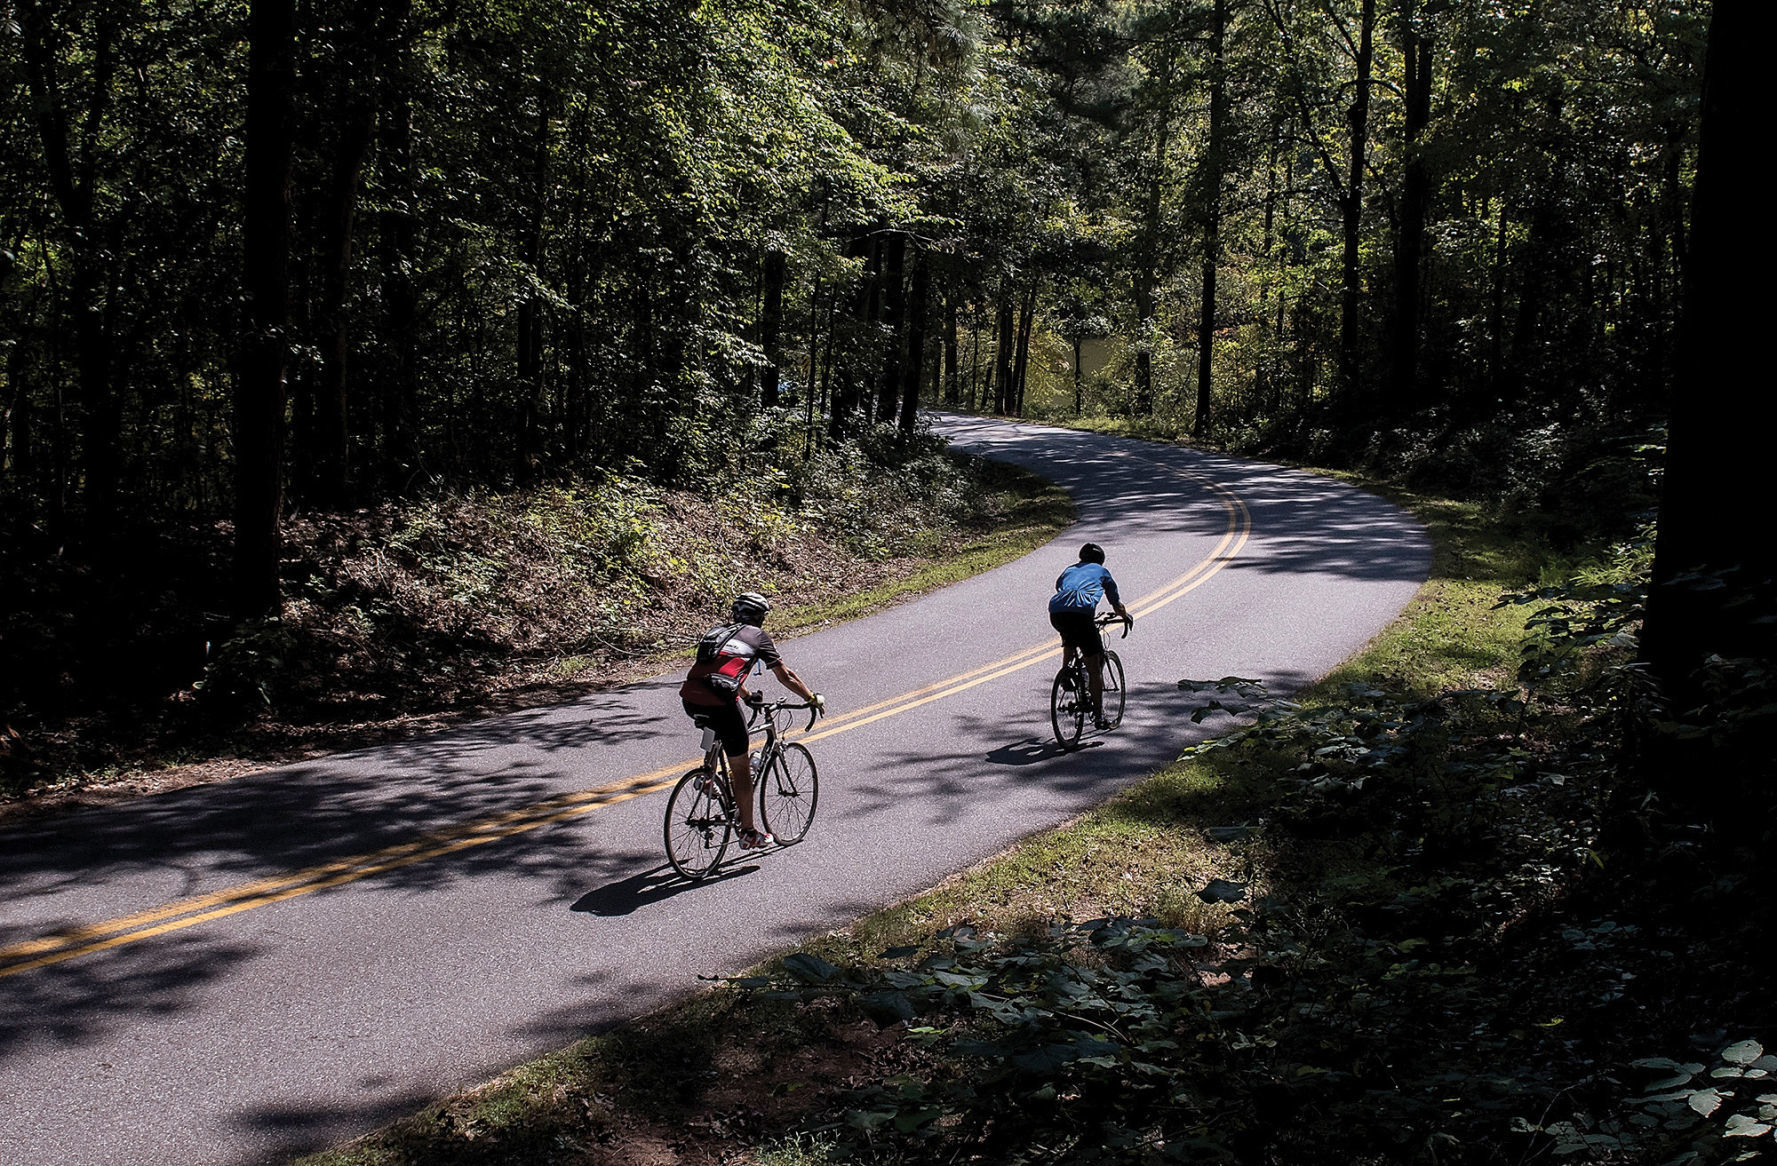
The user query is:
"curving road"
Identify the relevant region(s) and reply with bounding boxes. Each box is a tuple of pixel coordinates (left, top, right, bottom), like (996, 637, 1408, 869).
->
(0, 417, 1429, 1165)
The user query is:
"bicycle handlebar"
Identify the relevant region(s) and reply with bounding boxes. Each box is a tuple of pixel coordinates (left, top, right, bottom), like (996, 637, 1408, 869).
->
(1096, 612, 1132, 639)
(746, 697, 822, 732)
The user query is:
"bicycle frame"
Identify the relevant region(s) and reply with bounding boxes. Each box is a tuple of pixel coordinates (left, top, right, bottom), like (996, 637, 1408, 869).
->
(666, 697, 821, 881)
(1050, 612, 1130, 748)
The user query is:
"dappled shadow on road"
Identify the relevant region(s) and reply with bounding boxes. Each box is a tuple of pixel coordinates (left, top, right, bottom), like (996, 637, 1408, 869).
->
(224, 1085, 451, 1166)
(0, 685, 700, 1062)
(0, 927, 260, 1061)
(828, 670, 1314, 832)
(935, 416, 1430, 588)
(0, 685, 686, 914)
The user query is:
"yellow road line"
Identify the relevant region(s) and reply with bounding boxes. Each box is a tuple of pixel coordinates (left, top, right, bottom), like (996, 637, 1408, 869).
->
(1, 451, 1250, 979)
(0, 765, 689, 974)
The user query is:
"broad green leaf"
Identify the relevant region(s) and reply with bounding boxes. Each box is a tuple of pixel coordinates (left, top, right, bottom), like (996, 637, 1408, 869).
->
(783, 953, 840, 984)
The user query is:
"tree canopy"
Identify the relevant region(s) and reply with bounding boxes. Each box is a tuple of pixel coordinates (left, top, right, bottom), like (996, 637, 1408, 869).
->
(0, 0, 1720, 724)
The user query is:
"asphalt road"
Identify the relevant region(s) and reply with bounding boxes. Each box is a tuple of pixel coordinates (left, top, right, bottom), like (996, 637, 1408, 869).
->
(0, 416, 1430, 1165)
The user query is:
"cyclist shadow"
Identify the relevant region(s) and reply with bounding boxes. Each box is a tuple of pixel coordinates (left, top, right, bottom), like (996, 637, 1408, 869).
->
(985, 736, 1105, 766)
(571, 862, 761, 917)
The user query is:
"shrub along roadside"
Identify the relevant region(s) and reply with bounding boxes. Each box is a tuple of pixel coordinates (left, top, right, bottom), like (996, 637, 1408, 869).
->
(297, 480, 1771, 1166)
(0, 429, 1072, 810)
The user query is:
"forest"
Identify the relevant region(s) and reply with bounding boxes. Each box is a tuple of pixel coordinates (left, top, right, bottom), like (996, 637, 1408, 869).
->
(4, 0, 1773, 1162)
(3, 0, 1732, 694)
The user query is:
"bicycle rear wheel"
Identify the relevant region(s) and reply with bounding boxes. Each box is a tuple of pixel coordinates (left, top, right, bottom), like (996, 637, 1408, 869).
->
(664, 767, 731, 881)
(1100, 650, 1126, 729)
(759, 742, 819, 844)
(1051, 663, 1086, 748)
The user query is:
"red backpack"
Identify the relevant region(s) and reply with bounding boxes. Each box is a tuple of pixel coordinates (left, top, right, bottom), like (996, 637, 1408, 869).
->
(684, 623, 757, 698)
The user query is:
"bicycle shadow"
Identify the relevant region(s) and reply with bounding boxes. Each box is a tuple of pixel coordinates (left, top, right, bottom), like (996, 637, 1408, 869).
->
(571, 862, 762, 917)
(984, 736, 1104, 766)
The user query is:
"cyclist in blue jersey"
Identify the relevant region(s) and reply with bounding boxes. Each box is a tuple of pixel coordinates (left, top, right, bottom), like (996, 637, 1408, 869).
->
(1049, 542, 1132, 729)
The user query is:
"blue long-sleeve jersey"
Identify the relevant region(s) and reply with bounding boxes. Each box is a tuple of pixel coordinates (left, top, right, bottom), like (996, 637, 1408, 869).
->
(1050, 562, 1121, 613)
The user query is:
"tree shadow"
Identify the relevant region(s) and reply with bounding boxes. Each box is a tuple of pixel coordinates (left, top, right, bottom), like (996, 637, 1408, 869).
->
(0, 927, 260, 1061)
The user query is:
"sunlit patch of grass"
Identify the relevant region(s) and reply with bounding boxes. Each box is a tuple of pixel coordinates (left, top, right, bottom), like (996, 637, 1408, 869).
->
(1307, 485, 1539, 698)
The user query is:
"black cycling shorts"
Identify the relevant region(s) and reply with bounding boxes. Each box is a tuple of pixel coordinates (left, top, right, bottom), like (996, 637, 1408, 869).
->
(683, 697, 749, 757)
(1050, 609, 1103, 657)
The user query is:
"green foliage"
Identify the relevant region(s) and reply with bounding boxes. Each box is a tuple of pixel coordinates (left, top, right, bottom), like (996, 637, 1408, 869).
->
(1515, 1039, 1777, 1164)
(741, 919, 1237, 1163)
(723, 526, 1768, 1166)
(195, 619, 300, 712)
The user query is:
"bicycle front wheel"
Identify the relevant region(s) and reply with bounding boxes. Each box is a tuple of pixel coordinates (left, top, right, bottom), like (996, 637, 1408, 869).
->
(664, 768, 731, 881)
(1051, 665, 1085, 748)
(1100, 650, 1126, 730)
(759, 742, 819, 844)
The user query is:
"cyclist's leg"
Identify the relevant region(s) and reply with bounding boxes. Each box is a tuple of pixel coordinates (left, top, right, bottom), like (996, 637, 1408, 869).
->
(729, 749, 757, 832)
(1085, 650, 1106, 713)
(707, 699, 768, 843)
(1080, 617, 1107, 714)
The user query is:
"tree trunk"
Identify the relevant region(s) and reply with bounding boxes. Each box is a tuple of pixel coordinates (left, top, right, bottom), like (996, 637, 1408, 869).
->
(760, 247, 787, 408)
(805, 271, 824, 450)
(1644, 0, 1768, 688)
(1257, 112, 1282, 410)
(20, 1, 121, 543)
(1193, 0, 1228, 441)
(828, 230, 874, 441)
(234, 0, 298, 620)
(1131, 274, 1155, 415)
(1131, 46, 1175, 418)
(898, 249, 928, 435)
(515, 90, 553, 482)
(1011, 283, 1036, 416)
(1339, 0, 1376, 398)
(1639, 0, 1769, 833)
(943, 287, 960, 406)
(1488, 196, 1509, 401)
(379, 65, 419, 494)
(1072, 336, 1084, 415)
(313, 106, 375, 507)
(993, 287, 1015, 415)
(1386, 0, 1433, 415)
(877, 232, 906, 423)
(3, 340, 30, 492)
(966, 299, 982, 410)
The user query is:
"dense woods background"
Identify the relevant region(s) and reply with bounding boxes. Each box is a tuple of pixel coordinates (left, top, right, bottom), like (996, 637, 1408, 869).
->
(1, 0, 1761, 791)
(5, 4, 1774, 1160)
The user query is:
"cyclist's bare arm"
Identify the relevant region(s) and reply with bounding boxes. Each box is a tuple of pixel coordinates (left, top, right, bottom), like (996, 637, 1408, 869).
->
(770, 662, 824, 710)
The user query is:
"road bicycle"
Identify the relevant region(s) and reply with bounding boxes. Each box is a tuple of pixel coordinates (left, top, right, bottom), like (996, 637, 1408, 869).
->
(664, 698, 821, 881)
(1050, 612, 1130, 748)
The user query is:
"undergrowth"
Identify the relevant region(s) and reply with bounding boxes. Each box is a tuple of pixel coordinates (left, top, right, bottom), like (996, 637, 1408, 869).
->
(729, 530, 1774, 1165)
(0, 426, 1071, 802)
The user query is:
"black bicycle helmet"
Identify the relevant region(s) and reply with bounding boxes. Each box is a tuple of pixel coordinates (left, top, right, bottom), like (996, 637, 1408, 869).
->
(1080, 542, 1105, 564)
(731, 592, 772, 626)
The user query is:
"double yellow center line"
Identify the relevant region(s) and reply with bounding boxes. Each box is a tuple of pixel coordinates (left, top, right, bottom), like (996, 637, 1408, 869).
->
(0, 453, 1249, 979)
